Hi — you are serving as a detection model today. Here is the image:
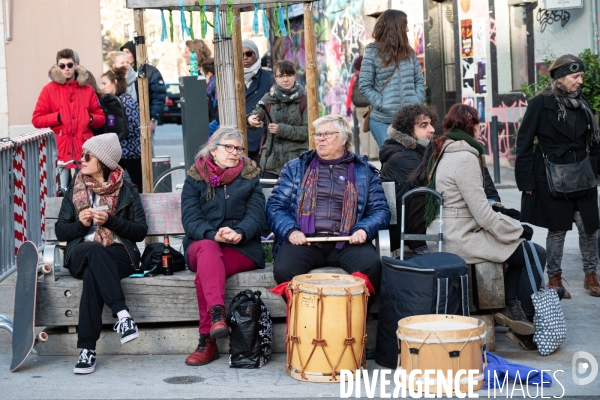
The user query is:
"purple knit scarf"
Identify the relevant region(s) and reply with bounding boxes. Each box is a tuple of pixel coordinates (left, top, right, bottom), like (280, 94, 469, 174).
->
(296, 152, 358, 249)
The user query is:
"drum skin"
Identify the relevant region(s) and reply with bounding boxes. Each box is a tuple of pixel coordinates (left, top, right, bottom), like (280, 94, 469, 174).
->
(286, 273, 369, 382)
(397, 314, 486, 393)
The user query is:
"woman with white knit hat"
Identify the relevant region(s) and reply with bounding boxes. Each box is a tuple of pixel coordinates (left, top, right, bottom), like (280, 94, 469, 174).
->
(55, 133, 148, 374)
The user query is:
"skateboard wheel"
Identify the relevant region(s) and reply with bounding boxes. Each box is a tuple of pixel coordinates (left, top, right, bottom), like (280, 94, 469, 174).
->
(41, 264, 52, 274)
(64, 290, 72, 297)
(65, 310, 73, 317)
(37, 332, 49, 342)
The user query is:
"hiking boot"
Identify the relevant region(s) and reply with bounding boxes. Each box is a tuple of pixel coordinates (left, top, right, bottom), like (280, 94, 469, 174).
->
(185, 334, 219, 366)
(548, 272, 571, 299)
(209, 305, 229, 339)
(113, 317, 139, 344)
(584, 273, 600, 297)
(494, 299, 536, 335)
(73, 349, 96, 374)
(506, 329, 538, 352)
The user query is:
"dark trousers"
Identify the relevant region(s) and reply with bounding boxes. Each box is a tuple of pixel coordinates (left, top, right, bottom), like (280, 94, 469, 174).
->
(273, 241, 382, 292)
(504, 241, 547, 319)
(68, 242, 134, 350)
(119, 158, 143, 190)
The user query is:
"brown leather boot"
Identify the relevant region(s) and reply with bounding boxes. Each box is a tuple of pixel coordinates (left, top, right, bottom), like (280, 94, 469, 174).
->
(209, 305, 229, 339)
(185, 334, 219, 366)
(548, 272, 571, 299)
(583, 273, 600, 297)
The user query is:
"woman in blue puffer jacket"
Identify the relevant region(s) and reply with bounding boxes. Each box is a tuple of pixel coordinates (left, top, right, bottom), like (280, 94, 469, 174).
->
(359, 9, 425, 148)
(266, 115, 391, 292)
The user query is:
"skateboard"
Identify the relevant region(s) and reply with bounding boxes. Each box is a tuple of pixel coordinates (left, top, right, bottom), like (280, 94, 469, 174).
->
(10, 241, 50, 372)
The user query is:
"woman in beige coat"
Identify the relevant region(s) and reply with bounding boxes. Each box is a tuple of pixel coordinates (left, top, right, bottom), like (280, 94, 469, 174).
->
(425, 104, 546, 351)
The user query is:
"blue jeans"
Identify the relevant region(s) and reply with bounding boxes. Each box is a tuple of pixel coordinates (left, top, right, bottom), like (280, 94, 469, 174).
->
(369, 118, 390, 148)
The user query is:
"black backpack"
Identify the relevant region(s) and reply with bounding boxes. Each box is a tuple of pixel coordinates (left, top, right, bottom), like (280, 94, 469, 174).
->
(139, 242, 186, 274)
(374, 253, 470, 368)
(93, 93, 129, 141)
(351, 74, 369, 107)
(226, 290, 273, 369)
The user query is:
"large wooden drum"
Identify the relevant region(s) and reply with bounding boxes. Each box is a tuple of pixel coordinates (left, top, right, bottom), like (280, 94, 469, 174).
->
(397, 314, 486, 393)
(286, 273, 369, 382)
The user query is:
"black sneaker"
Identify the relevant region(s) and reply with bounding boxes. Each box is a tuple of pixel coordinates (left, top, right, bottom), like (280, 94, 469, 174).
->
(74, 349, 96, 374)
(113, 317, 139, 344)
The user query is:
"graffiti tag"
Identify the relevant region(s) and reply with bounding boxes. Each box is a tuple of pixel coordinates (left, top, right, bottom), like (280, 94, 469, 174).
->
(537, 9, 571, 33)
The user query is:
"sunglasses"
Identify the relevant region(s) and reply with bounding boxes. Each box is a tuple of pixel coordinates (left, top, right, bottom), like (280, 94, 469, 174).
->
(81, 152, 95, 162)
(58, 62, 75, 70)
(243, 51, 255, 58)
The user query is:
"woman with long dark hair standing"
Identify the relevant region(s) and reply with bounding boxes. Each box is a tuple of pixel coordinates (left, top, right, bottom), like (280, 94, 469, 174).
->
(516, 54, 600, 298)
(359, 9, 425, 148)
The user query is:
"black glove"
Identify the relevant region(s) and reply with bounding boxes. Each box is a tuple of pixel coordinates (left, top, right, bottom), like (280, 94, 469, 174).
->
(493, 205, 521, 221)
(520, 224, 534, 241)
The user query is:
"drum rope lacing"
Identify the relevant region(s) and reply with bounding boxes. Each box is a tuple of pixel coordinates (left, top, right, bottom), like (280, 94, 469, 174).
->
(286, 280, 370, 381)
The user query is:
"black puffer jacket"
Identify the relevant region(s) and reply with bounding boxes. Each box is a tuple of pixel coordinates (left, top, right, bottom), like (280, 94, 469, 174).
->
(55, 179, 148, 268)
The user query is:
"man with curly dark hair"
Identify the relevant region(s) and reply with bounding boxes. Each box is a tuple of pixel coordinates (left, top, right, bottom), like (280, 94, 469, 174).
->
(379, 104, 437, 253)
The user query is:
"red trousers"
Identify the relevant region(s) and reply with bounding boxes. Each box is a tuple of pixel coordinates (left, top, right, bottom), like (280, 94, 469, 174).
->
(187, 239, 256, 334)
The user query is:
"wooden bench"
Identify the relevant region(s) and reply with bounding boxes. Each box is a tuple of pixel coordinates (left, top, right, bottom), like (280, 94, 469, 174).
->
(37, 183, 396, 331)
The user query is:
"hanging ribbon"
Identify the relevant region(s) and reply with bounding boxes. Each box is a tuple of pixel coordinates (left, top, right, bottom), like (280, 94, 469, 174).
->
(226, 0, 235, 36)
(261, 4, 269, 38)
(200, 0, 208, 39)
(273, 3, 280, 37)
(189, 6, 195, 40)
(179, 0, 191, 39)
(215, 0, 222, 39)
(169, 7, 174, 42)
(252, 0, 259, 35)
(160, 8, 168, 42)
(278, 3, 287, 36)
(285, 2, 291, 36)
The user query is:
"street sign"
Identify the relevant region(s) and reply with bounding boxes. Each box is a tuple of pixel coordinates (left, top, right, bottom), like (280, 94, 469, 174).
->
(543, 0, 583, 9)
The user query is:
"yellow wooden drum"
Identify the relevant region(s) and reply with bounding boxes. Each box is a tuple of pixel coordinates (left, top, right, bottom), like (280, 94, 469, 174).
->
(397, 314, 486, 393)
(286, 273, 369, 382)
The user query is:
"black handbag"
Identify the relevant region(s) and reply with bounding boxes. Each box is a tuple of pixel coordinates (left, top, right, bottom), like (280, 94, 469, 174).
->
(139, 242, 186, 273)
(543, 154, 597, 200)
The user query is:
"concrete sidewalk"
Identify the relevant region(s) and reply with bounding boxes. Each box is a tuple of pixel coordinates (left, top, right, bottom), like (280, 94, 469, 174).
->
(0, 184, 599, 399)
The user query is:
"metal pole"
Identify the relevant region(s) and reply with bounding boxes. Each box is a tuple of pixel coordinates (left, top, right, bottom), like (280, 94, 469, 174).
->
(491, 116, 501, 184)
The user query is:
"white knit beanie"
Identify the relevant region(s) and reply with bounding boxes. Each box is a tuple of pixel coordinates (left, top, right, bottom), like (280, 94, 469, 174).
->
(83, 133, 122, 170)
(242, 39, 260, 60)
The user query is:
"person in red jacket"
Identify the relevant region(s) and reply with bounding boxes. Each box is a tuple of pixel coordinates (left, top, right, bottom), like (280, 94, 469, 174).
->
(32, 48, 105, 189)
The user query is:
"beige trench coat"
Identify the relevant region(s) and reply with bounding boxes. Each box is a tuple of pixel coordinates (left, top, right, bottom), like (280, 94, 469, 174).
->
(426, 140, 524, 264)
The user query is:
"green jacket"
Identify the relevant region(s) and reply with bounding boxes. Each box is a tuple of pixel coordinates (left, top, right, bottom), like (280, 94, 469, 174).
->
(248, 89, 308, 176)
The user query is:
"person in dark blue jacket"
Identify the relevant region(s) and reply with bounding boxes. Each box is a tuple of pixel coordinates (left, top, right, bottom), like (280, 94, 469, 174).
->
(181, 126, 266, 366)
(266, 114, 391, 292)
(120, 41, 166, 152)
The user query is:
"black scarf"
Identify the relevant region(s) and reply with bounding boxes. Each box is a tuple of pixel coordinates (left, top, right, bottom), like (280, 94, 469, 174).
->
(269, 81, 304, 103)
(554, 83, 600, 144)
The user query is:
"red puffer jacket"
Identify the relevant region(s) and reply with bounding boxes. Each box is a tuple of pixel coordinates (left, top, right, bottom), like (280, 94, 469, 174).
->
(32, 65, 105, 166)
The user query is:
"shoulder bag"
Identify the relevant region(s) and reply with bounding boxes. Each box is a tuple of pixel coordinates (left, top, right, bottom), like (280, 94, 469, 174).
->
(523, 242, 567, 356)
(362, 66, 397, 133)
(541, 141, 597, 200)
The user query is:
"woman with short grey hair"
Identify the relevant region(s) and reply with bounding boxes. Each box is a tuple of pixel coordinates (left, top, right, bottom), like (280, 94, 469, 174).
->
(181, 126, 266, 366)
(312, 115, 353, 152)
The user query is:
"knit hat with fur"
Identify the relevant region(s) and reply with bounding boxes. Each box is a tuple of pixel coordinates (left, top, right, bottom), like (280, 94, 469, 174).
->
(83, 133, 122, 170)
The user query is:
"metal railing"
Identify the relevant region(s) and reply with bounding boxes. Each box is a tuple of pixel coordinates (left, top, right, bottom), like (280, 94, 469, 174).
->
(0, 128, 57, 284)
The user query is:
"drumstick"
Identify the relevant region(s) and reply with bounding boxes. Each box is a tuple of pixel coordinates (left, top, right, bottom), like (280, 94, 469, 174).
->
(305, 236, 351, 242)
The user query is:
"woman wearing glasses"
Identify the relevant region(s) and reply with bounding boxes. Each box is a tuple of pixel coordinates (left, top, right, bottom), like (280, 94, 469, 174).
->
(247, 60, 308, 179)
(55, 133, 147, 373)
(181, 127, 266, 366)
(267, 115, 390, 293)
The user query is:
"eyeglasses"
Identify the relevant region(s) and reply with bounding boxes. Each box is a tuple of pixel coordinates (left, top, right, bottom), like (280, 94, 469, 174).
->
(80, 151, 95, 162)
(275, 74, 294, 79)
(311, 131, 339, 140)
(58, 62, 75, 70)
(217, 143, 245, 155)
(243, 51, 255, 58)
